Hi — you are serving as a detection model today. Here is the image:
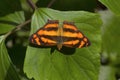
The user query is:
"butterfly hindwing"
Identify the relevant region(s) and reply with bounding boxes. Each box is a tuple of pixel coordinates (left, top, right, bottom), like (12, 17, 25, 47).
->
(30, 20, 59, 46)
(62, 21, 90, 48)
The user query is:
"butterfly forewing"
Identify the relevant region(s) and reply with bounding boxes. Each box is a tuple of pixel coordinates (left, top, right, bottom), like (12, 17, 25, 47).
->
(62, 21, 90, 48)
(30, 20, 59, 46)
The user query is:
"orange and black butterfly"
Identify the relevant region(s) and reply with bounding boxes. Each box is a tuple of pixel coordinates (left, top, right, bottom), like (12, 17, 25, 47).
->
(29, 20, 90, 50)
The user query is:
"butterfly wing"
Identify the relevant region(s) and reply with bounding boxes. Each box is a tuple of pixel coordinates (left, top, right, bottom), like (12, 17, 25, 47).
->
(62, 21, 90, 48)
(29, 20, 59, 46)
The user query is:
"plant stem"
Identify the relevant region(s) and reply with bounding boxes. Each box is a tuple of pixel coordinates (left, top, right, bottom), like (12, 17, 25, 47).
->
(4, 19, 31, 39)
(27, 0, 38, 10)
(47, 0, 56, 8)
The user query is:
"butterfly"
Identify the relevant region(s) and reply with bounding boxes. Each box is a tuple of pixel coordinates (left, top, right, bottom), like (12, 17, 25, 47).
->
(29, 20, 90, 50)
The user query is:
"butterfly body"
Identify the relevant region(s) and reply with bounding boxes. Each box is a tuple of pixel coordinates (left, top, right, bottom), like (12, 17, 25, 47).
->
(30, 20, 90, 50)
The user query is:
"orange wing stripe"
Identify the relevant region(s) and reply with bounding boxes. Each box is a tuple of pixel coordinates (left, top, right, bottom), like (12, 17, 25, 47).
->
(83, 38, 87, 42)
(78, 41, 85, 48)
(41, 37, 56, 43)
(37, 30, 57, 36)
(35, 37, 41, 45)
(63, 32, 83, 38)
(44, 24, 58, 28)
(64, 40, 79, 45)
(78, 33, 84, 38)
(33, 34, 37, 38)
(64, 24, 77, 31)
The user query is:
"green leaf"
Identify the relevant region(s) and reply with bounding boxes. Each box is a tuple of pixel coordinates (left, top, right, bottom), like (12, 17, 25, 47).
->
(0, 36, 20, 80)
(24, 8, 102, 80)
(99, 0, 120, 15)
(0, 11, 25, 34)
(99, 66, 116, 80)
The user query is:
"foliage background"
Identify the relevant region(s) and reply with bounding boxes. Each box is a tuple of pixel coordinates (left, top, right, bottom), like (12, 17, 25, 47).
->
(0, 0, 120, 80)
